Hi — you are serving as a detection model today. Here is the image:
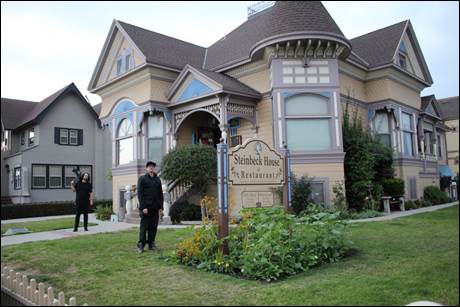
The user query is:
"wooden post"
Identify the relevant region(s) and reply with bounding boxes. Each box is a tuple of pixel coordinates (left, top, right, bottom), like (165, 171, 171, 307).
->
(217, 142, 229, 255)
(283, 145, 292, 213)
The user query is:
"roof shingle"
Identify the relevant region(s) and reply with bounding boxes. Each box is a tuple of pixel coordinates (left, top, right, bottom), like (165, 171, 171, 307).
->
(438, 96, 459, 121)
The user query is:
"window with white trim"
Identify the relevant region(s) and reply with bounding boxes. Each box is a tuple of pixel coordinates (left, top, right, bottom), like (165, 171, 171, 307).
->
(402, 112, 414, 156)
(14, 167, 22, 190)
(117, 118, 134, 165)
(373, 111, 391, 147)
(65, 166, 76, 187)
(32, 165, 46, 188)
(398, 42, 408, 70)
(69, 129, 78, 145)
(49, 165, 62, 188)
(285, 93, 331, 151)
(116, 48, 134, 76)
(148, 114, 164, 165)
(60, 128, 69, 144)
(28, 128, 35, 146)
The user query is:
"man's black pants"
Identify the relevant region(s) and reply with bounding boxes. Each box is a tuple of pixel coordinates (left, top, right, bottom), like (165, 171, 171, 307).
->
(138, 211, 159, 248)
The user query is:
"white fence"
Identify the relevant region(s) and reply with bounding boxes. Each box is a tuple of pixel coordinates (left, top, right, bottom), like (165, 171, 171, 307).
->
(1, 264, 86, 306)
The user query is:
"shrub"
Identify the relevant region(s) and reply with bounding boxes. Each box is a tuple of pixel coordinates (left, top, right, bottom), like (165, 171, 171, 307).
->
(95, 205, 113, 221)
(423, 186, 449, 205)
(161, 145, 216, 196)
(382, 178, 405, 198)
(405, 200, 417, 210)
(332, 181, 348, 213)
(415, 199, 432, 208)
(172, 207, 350, 282)
(1, 199, 112, 220)
(170, 201, 202, 224)
(291, 175, 313, 215)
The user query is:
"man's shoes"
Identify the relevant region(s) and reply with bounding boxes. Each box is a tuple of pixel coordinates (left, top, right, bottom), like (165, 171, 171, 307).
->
(84, 228, 89, 231)
(73, 229, 78, 232)
(137, 244, 144, 253)
(148, 243, 157, 251)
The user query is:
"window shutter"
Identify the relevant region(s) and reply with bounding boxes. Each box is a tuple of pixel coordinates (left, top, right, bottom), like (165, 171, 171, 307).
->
(54, 128, 60, 144)
(78, 129, 83, 145)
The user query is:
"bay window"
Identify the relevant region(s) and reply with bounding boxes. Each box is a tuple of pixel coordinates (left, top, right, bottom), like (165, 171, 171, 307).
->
(402, 112, 414, 156)
(373, 111, 391, 147)
(285, 93, 331, 151)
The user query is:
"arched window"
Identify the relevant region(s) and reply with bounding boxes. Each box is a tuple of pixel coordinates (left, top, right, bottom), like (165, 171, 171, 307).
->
(117, 118, 134, 165)
(285, 93, 331, 151)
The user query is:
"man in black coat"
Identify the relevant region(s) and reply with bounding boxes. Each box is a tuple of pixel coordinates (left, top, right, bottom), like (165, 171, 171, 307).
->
(137, 161, 163, 253)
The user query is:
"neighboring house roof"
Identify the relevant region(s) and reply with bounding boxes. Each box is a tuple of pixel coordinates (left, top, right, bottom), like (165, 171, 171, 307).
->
(1, 83, 100, 131)
(117, 21, 206, 71)
(205, 1, 350, 71)
(350, 20, 407, 68)
(1, 99, 38, 130)
(438, 96, 459, 121)
(92, 103, 102, 116)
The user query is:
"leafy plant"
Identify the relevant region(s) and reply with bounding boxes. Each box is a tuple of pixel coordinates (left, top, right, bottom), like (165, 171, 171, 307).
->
(95, 205, 113, 221)
(382, 178, 405, 198)
(423, 186, 450, 205)
(172, 207, 350, 282)
(290, 174, 313, 215)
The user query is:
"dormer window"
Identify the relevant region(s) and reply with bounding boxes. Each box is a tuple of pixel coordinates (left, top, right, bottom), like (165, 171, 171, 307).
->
(398, 42, 408, 70)
(116, 48, 134, 76)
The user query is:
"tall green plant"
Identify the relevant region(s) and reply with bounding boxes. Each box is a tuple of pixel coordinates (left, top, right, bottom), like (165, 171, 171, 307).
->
(161, 145, 217, 196)
(342, 103, 375, 211)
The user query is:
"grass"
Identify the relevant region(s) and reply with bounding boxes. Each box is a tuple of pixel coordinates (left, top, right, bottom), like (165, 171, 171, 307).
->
(1, 218, 97, 235)
(1, 205, 458, 306)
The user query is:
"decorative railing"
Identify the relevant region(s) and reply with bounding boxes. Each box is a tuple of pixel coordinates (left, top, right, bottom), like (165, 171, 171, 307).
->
(167, 178, 193, 205)
(1, 264, 86, 306)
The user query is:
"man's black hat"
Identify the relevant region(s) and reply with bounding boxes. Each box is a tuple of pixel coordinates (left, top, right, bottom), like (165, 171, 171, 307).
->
(146, 161, 156, 168)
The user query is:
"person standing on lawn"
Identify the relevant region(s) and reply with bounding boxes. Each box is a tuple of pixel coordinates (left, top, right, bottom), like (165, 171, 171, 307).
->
(136, 161, 163, 253)
(71, 172, 93, 232)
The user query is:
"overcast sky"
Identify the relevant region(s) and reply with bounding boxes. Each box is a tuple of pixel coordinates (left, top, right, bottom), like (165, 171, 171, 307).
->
(2, 1, 459, 105)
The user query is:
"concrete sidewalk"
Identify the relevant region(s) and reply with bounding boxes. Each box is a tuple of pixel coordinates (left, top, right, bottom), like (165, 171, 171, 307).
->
(1, 214, 78, 224)
(350, 201, 458, 223)
(1, 214, 198, 247)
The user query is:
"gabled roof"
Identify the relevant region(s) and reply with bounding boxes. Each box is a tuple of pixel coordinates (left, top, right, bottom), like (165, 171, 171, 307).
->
(205, 1, 350, 71)
(438, 96, 459, 121)
(1, 83, 99, 131)
(350, 20, 433, 84)
(117, 21, 206, 70)
(420, 95, 443, 119)
(351, 20, 407, 68)
(1, 99, 38, 130)
(167, 65, 261, 102)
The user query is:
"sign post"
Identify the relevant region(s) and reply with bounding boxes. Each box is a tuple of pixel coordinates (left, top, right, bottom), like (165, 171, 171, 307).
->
(217, 141, 229, 254)
(283, 145, 292, 212)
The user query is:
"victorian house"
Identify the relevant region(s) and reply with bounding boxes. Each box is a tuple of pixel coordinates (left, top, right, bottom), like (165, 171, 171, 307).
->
(87, 1, 450, 216)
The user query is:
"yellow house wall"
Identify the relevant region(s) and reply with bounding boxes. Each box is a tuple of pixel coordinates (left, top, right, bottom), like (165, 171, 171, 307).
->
(445, 119, 459, 174)
(112, 173, 140, 213)
(237, 69, 271, 93)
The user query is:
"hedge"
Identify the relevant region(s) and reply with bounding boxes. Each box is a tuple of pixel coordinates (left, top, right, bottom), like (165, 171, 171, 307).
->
(1, 199, 112, 220)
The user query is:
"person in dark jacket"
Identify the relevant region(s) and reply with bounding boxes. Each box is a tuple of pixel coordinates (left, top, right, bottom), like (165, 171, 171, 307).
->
(137, 161, 163, 253)
(71, 172, 93, 232)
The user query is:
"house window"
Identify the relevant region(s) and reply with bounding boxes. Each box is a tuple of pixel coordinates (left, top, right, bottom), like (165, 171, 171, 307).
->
(49, 165, 62, 188)
(409, 177, 417, 199)
(28, 128, 35, 146)
(32, 165, 46, 188)
(148, 115, 164, 165)
(437, 134, 442, 157)
(14, 167, 22, 190)
(20, 132, 25, 146)
(398, 42, 408, 70)
(402, 112, 414, 156)
(285, 93, 331, 151)
(69, 129, 78, 145)
(116, 49, 133, 76)
(60, 128, 69, 144)
(310, 182, 325, 204)
(117, 118, 134, 165)
(373, 111, 391, 147)
(65, 166, 76, 187)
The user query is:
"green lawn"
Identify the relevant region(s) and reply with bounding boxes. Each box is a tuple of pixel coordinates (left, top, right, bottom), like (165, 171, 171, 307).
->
(1, 218, 97, 235)
(1, 205, 458, 306)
